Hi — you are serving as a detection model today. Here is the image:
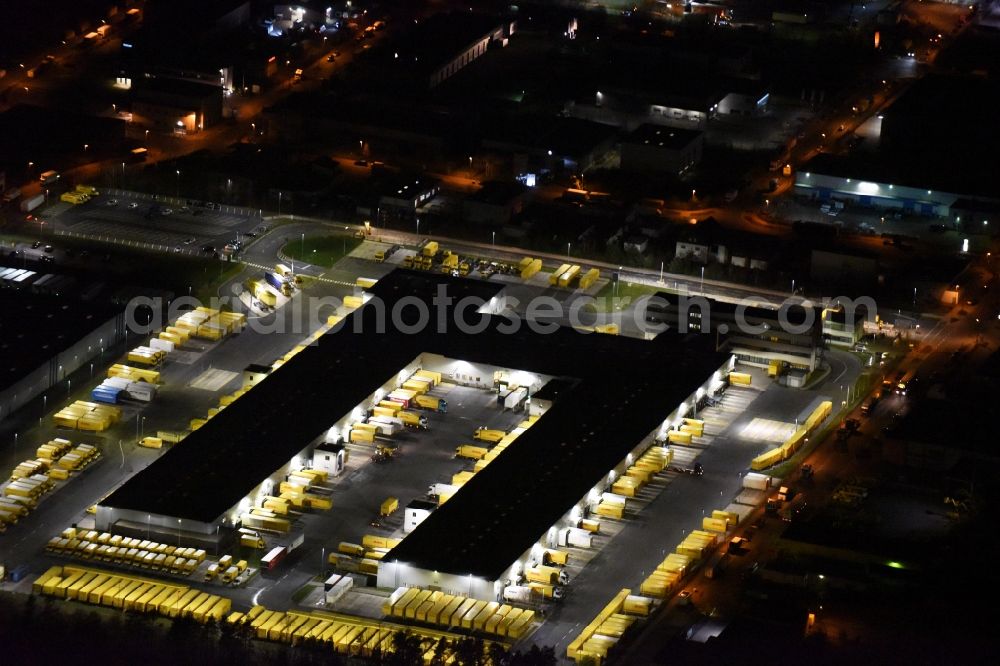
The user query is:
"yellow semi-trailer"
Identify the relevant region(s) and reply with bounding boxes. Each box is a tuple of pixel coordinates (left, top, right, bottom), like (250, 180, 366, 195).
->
(549, 263, 572, 286)
(32, 566, 64, 594)
(450, 598, 477, 626)
(78, 573, 109, 602)
(462, 600, 487, 629)
(497, 608, 523, 637)
(63, 571, 95, 600)
(455, 445, 488, 460)
(137, 585, 164, 612)
(125, 583, 154, 611)
(485, 605, 512, 634)
(414, 369, 442, 385)
(558, 265, 581, 288)
(473, 602, 500, 632)
(413, 393, 447, 412)
(436, 596, 462, 626)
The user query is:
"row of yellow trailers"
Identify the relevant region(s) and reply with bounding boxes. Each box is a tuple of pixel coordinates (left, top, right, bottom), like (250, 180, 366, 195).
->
(226, 606, 493, 661)
(610, 445, 673, 499)
(383, 587, 536, 639)
(328, 533, 401, 572)
(665, 417, 705, 446)
(567, 588, 653, 665)
(46, 526, 207, 576)
(442, 416, 539, 502)
(108, 363, 160, 383)
(548, 264, 600, 289)
(0, 439, 96, 530)
(702, 507, 740, 534)
(34, 565, 231, 623)
(174, 307, 246, 342)
(53, 400, 122, 431)
(751, 400, 832, 470)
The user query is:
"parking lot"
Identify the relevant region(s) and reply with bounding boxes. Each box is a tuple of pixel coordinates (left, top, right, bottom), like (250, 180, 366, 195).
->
(52, 190, 262, 255)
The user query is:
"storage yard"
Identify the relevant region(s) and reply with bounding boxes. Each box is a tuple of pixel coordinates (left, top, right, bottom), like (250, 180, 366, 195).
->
(0, 268, 836, 662)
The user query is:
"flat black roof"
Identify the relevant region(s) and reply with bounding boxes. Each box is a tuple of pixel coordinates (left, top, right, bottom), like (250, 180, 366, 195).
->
(623, 124, 703, 149)
(468, 180, 528, 205)
(648, 291, 821, 328)
(387, 326, 725, 579)
(103, 270, 725, 580)
(0, 290, 122, 392)
(102, 270, 506, 523)
(134, 76, 222, 101)
(393, 12, 503, 72)
(800, 152, 999, 202)
(885, 74, 1000, 123)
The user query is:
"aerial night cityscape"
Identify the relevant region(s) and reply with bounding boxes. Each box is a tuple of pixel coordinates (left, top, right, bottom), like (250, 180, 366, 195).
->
(1, 0, 998, 663)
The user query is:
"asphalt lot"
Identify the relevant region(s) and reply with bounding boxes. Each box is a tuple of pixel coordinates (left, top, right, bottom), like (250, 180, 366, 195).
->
(52, 190, 262, 255)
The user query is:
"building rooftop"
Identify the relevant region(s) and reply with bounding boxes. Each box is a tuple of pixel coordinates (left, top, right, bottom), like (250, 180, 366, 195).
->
(799, 152, 998, 202)
(103, 270, 725, 580)
(623, 124, 703, 149)
(483, 113, 618, 159)
(648, 291, 822, 331)
(467, 180, 528, 206)
(0, 290, 122, 393)
(884, 74, 1000, 124)
(386, 326, 725, 579)
(390, 11, 504, 74)
(133, 77, 223, 101)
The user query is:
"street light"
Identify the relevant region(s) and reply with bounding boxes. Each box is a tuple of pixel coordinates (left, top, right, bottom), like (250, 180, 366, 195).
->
(700, 266, 705, 294)
(567, 242, 571, 257)
(491, 231, 495, 246)
(175, 170, 180, 198)
(278, 191, 283, 217)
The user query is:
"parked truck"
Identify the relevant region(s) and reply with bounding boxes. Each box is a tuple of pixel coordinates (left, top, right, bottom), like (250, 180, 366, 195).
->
(524, 565, 569, 586)
(414, 394, 447, 413)
(20, 193, 45, 213)
(397, 410, 428, 429)
(265, 271, 292, 296)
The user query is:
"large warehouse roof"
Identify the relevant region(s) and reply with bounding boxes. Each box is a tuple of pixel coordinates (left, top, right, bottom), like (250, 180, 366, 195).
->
(103, 270, 726, 579)
(101, 272, 504, 523)
(0, 289, 123, 392)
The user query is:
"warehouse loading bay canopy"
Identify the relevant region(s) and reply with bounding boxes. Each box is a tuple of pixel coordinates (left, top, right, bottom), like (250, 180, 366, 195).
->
(101, 270, 727, 580)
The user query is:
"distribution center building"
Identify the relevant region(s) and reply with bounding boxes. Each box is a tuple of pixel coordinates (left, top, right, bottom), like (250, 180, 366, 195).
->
(99, 270, 732, 593)
(0, 290, 125, 423)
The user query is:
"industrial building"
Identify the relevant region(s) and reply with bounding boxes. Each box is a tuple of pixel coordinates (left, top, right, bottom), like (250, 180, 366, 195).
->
(794, 76, 1000, 218)
(0, 291, 125, 423)
(99, 270, 731, 600)
(131, 78, 224, 134)
(620, 125, 704, 175)
(644, 292, 821, 378)
(384, 12, 512, 89)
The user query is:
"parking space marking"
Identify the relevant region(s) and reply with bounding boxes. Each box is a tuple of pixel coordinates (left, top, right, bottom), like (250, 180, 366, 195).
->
(189, 369, 240, 391)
